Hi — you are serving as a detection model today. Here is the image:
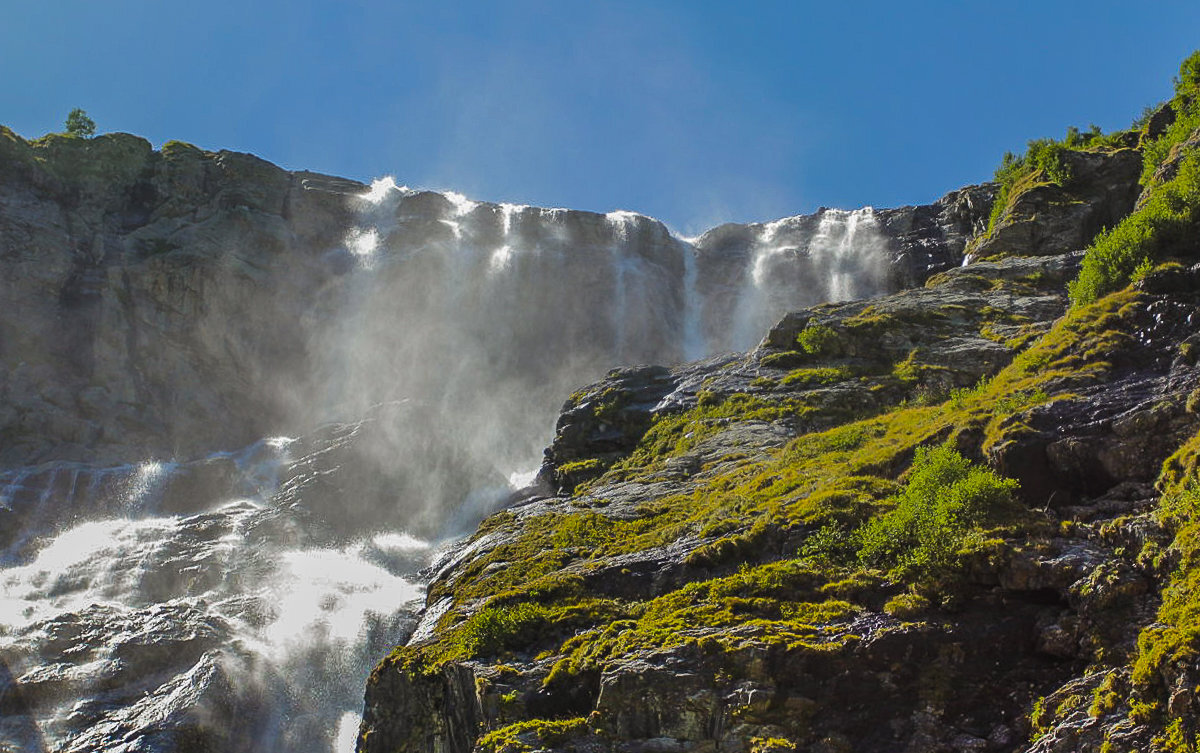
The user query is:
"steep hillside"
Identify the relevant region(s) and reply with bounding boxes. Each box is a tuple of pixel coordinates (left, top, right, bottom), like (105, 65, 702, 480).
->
(358, 53, 1200, 753)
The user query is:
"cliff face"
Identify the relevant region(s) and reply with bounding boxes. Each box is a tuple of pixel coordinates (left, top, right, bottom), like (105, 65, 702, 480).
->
(0, 125, 1000, 753)
(0, 127, 986, 470)
(3, 57, 1197, 753)
(0, 129, 364, 464)
(356, 70, 1200, 753)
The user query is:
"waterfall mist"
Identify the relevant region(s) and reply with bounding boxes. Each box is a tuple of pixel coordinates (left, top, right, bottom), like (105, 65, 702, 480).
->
(0, 177, 896, 753)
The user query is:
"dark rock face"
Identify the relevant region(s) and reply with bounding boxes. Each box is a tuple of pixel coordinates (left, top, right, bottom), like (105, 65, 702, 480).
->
(0, 131, 362, 464)
(972, 148, 1143, 260)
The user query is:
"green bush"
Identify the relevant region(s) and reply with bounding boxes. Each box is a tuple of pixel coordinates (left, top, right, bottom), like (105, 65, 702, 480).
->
(1140, 50, 1200, 186)
(1069, 151, 1200, 305)
(987, 134, 1081, 235)
(456, 602, 550, 657)
(797, 324, 838, 355)
(857, 444, 1020, 577)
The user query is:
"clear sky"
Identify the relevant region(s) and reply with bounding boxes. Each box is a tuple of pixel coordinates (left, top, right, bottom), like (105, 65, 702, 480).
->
(4, 1, 1199, 234)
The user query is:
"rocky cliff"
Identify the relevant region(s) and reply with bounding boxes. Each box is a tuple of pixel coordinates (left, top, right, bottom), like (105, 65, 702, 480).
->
(0, 126, 985, 470)
(356, 56, 1200, 753)
(0, 121, 1000, 753)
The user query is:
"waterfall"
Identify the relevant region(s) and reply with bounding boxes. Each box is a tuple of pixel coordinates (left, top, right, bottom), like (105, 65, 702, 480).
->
(0, 183, 897, 752)
(725, 207, 887, 350)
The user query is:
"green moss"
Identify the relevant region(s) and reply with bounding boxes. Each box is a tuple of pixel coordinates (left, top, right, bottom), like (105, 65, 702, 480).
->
(780, 365, 853, 388)
(883, 591, 931, 619)
(890, 349, 952, 387)
(760, 351, 807, 369)
(557, 458, 605, 475)
(477, 717, 590, 753)
(547, 559, 862, 682)
(1089, 672, 1123, 717)
(603, 392, 814, 476)
(454, 602, 554, 658)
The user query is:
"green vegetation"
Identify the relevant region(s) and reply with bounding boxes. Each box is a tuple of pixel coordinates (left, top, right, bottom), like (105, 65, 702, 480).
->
(64, 108, 95, 138)
(856, 444, 1020, 577)
(456, 602, 553, 658)
(602, 392, 814, 475)
(1128, 434, 1200, 729)
(780, 365, 853, 387)
(797, 324, 839, 355)
(987, 125, 1117, 236)
(1140, 51, 1200, 186)
(1068, 151, 1200, 305)
(477, 717, 590, 753)
(1067, 50, 1200, 305)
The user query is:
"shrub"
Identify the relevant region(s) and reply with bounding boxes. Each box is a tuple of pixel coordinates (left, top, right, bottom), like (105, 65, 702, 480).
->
(797, 324, 838, 355)
(857, 444, 1020, 577)
(987, 134, 1080, 235)
(456, 602, 550, 657)
(1140, 50, 1200, 186)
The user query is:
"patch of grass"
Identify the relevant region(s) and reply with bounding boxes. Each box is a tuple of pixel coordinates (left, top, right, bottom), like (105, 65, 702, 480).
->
(604, 392, 814, 475)
(557, 458, 606, 476)
(455, 602, 553, 658)
(478, 717, 590, 753)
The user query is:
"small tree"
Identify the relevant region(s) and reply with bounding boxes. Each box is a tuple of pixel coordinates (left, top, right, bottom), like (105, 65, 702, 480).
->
(64, 108, 95, 138)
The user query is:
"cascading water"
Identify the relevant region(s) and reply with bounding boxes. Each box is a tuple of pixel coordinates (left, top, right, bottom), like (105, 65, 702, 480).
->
(727, 207, 887, 350)
(0, 177, 896, 752)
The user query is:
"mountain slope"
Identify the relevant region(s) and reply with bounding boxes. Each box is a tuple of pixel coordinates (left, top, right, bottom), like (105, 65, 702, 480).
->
(357, 52, 1200, 753)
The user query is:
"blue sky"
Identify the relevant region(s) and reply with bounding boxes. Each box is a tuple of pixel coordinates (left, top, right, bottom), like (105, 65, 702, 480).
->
(5, 1, 1199, 234)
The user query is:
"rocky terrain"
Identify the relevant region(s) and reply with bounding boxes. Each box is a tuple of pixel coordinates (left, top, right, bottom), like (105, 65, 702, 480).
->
(356, 56, 1200, 753)
(2, 52, 1200, 753)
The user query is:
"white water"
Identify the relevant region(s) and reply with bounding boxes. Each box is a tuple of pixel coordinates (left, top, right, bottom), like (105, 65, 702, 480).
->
(0, 182, 896, 752)
(0, 436, 447, 753)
